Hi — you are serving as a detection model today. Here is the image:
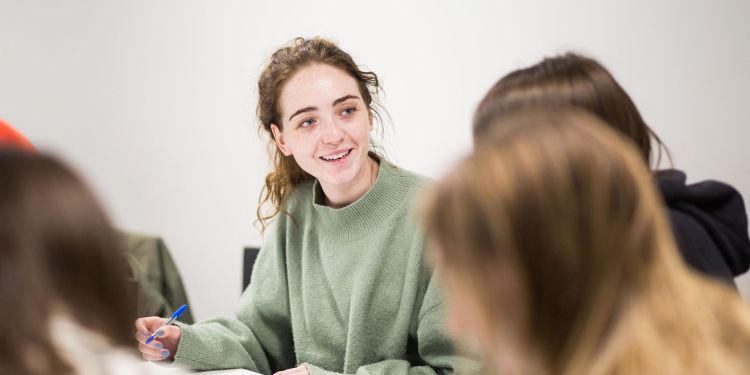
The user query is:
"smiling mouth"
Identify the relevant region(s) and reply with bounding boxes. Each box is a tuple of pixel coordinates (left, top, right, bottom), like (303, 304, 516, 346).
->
(319, 149, 352, 161)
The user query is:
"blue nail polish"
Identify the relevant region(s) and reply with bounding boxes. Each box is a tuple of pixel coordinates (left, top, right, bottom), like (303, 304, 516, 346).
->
(154, 342, 163, 350)
(162, 350, 170, 358)
(155, 329, 164, 337)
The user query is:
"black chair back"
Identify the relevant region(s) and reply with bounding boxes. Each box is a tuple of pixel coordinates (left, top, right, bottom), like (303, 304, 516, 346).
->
(243, 247, 260, 292)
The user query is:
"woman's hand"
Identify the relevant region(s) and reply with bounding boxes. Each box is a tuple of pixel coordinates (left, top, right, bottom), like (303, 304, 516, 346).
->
(274, 364, 311, 375)
(134, 316, 182, 361)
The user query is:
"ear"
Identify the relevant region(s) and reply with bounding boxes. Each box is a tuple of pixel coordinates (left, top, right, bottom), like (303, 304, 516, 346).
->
(369, 110, 374, 131)
(271, 124, 292, 156)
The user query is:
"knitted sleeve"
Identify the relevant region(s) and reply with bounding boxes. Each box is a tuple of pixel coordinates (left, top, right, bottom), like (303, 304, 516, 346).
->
(305, 273, 480, 375)
(172, 223, 295, 373)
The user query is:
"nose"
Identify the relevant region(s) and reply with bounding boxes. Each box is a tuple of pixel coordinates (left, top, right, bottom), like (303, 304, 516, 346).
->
(320, 118, 345, 145)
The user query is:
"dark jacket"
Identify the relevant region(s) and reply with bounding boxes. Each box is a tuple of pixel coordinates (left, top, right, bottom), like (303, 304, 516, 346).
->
(657, 170, 750, 286)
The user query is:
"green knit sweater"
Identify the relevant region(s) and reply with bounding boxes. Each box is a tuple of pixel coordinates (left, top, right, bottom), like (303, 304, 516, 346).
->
(173, 161, 464, 374)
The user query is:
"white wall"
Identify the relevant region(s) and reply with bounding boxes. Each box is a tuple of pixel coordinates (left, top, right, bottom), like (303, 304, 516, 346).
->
(1, 0, 749, 320)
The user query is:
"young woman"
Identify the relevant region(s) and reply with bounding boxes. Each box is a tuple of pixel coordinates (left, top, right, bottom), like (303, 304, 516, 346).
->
(472, 53, 750, 286)
(135, 37, 464, 375)
(0, 150, 188, 375)
(422, 107, 750, 374)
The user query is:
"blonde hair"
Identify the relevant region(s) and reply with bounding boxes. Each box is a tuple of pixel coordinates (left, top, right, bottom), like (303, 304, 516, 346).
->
(423, 107, 750, 374)
(256, 37, 384, 231)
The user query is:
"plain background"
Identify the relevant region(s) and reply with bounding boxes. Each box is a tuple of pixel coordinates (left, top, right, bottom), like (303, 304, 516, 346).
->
(1, 0, 749, 320)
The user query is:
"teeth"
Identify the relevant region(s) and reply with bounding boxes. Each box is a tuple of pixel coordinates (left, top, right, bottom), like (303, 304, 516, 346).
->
(321, 150, 350, 161)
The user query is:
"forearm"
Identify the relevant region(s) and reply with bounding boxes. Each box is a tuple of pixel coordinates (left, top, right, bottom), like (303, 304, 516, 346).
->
(173, 317, 272, 373)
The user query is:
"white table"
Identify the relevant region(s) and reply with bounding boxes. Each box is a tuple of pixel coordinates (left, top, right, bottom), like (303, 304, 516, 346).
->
(145, 362, 261, 375)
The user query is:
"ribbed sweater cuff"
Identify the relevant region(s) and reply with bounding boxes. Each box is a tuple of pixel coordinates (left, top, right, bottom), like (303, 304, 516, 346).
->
(172, 322, 222, 370)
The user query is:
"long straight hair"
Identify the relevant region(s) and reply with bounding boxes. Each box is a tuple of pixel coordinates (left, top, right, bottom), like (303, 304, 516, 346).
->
(423, 107, 750, 374)
(0, 150, 137, 375)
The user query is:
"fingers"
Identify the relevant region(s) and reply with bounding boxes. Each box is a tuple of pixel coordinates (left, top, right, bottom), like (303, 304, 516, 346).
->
(133, 325, 157, 345)
(134, 316, 179, 361)
(135, 316, 165, 334)
(136, 332, 171, 361)
(153, 325, 179, 341)
(134, 322, 178, 344)
(138, 341, 172, 361)
(134, 329, 148, 343)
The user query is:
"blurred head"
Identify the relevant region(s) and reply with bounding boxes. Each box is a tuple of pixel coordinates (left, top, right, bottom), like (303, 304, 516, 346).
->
(0, 151, 136, 375)
(256, 37, 384, 229)
(473, 53, 666, 167)
(424, 107, 683, 373)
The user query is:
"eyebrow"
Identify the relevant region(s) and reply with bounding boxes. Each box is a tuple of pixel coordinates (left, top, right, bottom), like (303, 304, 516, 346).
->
(332, 94, 359, 107)
(287, 94, 361, 122)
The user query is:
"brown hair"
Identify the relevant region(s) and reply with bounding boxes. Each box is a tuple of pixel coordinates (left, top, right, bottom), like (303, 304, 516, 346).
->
(423, 107, 750, 374)
(256, 37, 384, 230)
(473, 53, 668, 168)
(0, 150, 137, 375)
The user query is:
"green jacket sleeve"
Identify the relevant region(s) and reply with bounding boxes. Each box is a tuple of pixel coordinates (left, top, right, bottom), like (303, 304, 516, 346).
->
(124, 231, 194, 324)
(172, 224, 295, 373)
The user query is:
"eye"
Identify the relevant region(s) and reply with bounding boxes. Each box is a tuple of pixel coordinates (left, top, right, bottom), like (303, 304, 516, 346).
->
(298, 117, 316, 128)
(341, 106, 357, 117)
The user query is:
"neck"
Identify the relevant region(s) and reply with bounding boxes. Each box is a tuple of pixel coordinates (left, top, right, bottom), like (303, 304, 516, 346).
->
(322, 155, 379, 208)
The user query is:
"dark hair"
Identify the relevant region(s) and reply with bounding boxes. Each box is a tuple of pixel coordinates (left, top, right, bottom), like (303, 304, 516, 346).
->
(256, 37, 384, 231)
(474, 53, 668, 168)
(0, 150, 137, 375)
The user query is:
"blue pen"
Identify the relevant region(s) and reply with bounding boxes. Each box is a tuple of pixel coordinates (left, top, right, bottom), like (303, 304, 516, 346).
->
(145, 304, 188, 345)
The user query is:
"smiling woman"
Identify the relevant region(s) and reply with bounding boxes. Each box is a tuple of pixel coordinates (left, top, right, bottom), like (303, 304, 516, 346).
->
(271, 64, 378, 208)
(257, 38, 386, 226)
(133, 37, 472, 375)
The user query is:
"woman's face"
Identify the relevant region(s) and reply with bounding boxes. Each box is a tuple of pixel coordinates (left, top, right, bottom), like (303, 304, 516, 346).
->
(272, 63, 373, 190)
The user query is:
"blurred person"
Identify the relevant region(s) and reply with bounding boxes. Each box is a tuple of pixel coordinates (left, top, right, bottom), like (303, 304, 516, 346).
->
(0, 150, 189, 375)
(423, 107, 750, 374)
(472, 53, 750, 286)
(0, 118, 195, 323)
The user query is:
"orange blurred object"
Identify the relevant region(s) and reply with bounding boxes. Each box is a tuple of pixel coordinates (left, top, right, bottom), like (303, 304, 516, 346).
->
(0, 118, 36, 152)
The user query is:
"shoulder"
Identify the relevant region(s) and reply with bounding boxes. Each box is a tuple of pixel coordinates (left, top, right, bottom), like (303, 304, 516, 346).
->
(260, 179, 315, 243)
(379, 160, 433, 195)
(372, 162, 435, 235)
(285, 179, 316, 208)
(656, 169, 745, 207)
(666, 209, 736, 283)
